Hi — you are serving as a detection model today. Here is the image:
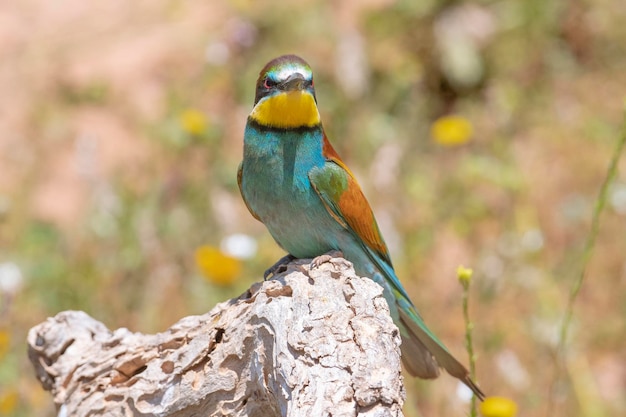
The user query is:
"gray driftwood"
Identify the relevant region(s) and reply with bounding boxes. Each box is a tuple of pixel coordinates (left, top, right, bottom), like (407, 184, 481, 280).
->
(27, 257, 406, 417)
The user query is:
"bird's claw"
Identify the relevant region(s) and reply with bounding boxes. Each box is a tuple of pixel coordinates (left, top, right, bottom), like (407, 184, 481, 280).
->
(264, 254, 297, 280)
(310, 250, 344, 269)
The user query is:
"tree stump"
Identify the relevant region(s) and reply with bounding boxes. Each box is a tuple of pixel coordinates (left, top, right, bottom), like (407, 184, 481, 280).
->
(27, 257, 406, 416)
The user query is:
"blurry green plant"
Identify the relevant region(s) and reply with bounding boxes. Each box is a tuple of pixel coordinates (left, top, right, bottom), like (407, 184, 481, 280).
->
(458, 266, 522, 417)
(458, 265, 478, 416)
(548, 107, 626, 415)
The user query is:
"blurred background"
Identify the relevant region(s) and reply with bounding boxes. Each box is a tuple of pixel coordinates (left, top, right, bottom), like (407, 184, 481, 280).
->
(1, 0, 625, 416)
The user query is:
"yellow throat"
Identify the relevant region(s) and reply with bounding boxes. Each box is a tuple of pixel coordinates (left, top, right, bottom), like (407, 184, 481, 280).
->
(250, 91, 320, 128)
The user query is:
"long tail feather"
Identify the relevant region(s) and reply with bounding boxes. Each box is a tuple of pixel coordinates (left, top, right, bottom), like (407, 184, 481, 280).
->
(399, 328, 440, 379)
(348, 234, 486, 399)
(398, 305, 486, 401)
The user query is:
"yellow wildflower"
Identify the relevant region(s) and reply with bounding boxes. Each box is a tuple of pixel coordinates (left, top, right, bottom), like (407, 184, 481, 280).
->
(0, 389, 18, 415)
(431, 115, 473, 146)
(480, 396, 518, 417)
(195, 245, 241, 286)
(0, 329, 9, 359)
(457, 265, 473, 284)
(179, 108, 208, 136)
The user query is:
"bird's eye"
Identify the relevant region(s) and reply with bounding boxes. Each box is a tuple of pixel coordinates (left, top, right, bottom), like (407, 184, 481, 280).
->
(310, 79, 314, 88)
(263, 78, 276, 89)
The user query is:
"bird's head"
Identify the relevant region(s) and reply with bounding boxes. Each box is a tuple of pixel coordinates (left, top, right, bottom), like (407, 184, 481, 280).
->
(249, 55, 321, 129)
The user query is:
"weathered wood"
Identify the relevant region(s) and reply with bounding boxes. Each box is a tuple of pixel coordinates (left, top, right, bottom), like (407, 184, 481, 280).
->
(27, 257, 405, 417)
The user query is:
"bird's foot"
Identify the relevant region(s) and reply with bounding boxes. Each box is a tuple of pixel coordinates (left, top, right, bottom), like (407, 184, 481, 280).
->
(310, 250, 344, 269)
(264, 254, 297, 280)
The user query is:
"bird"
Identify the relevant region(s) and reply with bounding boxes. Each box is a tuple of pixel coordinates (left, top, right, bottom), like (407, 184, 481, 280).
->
(237, 54, 485, 400)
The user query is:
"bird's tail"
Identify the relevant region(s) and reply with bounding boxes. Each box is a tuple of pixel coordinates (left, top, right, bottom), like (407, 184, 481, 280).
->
(396, 296, 485, 401)
(358, 246, 485, 400)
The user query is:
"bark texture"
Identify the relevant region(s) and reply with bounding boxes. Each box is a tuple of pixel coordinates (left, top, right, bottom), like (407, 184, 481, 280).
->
(28, 257, 405, 417)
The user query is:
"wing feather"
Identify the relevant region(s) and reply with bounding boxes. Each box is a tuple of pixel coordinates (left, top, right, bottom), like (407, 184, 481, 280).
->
(309, 136, 391, 266)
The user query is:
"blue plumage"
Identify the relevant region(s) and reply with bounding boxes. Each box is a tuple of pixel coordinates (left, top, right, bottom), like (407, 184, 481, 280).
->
(238, 55, 485, 400)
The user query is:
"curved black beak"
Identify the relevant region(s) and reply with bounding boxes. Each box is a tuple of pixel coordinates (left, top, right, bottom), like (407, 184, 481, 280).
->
(280, 73, 306, 91)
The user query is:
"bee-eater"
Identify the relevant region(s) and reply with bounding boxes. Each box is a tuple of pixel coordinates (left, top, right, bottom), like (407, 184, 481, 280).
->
(238, 54, 484, 400)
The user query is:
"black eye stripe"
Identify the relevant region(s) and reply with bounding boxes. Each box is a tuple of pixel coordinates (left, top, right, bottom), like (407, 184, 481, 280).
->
(263, 78, 278, 89)
(253, 73, 315, 105)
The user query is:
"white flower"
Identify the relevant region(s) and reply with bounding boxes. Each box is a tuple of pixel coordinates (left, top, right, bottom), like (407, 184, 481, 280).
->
(220, 234, 257, 260)
(456, 381, 474, 403)
(0, 262, 23, 296)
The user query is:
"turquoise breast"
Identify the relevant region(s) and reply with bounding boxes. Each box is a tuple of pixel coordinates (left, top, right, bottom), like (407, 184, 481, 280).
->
(240, 125, 347, 258)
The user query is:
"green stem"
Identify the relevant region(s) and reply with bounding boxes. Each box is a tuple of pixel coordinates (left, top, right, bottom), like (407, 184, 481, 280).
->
(462, 278, 477, 417)
(548, 108, 626, 416)
(559, 110, 626, 348)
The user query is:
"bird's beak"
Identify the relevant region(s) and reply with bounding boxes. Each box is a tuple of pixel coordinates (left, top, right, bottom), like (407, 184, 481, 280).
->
(280, 73, 306, 91)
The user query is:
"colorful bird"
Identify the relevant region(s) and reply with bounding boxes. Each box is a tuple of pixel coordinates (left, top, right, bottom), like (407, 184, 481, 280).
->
(238, 54, 485, 400)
